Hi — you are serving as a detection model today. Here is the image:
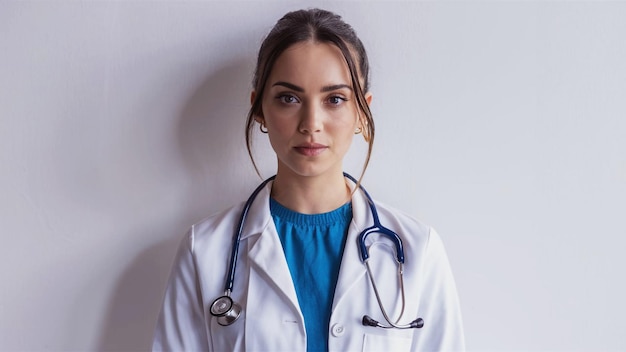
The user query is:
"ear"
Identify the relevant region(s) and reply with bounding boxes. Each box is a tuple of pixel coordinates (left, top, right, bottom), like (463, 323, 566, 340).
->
(251, 90, 264, 121)
(356, 92, 373, 126)
(359, 92, 373, 142)
(365, 92, 373, 106)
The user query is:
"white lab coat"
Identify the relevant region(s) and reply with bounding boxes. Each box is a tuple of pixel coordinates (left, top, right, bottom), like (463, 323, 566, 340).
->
(153, 181, 465, 351)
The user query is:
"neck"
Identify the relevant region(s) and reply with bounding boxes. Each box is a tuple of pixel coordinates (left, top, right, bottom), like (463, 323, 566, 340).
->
(270, 171, 350, 214)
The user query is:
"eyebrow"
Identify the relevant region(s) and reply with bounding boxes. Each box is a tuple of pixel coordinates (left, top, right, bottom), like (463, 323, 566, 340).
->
(272, 81, 352, 93)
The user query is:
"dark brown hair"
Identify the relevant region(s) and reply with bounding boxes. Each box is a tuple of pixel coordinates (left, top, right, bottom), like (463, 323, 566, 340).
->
(245, 8, 374, 180)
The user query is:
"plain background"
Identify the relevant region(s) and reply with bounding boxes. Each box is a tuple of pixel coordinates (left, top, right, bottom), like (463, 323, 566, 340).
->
(1, 1, 625, 351)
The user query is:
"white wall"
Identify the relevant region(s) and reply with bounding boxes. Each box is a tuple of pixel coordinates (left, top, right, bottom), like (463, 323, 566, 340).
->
(1, 1, 625, 351)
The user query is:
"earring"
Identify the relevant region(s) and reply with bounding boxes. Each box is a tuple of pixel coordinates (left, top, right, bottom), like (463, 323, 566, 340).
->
(259, 121, 268, 134)
(354, 127, 362, 134)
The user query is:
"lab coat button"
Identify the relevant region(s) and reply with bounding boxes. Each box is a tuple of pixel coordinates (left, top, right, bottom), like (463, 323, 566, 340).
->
(331, 323, 345, 337)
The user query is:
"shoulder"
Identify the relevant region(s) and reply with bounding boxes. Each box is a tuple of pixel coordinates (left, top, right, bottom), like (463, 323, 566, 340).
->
(192, 203, 243, 234)
(372, 200, 433, 241)
(183, 181, 273, 253)
(368, 200, 450, 261)
(185, 202, 245, 252)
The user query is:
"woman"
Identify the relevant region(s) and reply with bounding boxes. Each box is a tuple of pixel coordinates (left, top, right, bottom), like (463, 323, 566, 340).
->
(153, 8, 464, 351)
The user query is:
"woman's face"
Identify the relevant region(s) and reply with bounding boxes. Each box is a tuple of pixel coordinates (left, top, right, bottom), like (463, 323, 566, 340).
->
(256, 41, 371, 181)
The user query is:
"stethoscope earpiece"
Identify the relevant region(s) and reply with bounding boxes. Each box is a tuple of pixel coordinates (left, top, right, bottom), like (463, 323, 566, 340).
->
(210, 295, 242, 326)
(362, 315, 424, 329)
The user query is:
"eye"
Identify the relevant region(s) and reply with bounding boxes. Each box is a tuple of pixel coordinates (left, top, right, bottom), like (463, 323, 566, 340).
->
(327, 95, 348, 106)
(276, 94, 300, 104)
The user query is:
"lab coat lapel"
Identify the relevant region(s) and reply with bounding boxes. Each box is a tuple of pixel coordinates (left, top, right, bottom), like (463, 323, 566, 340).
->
(332, 184, 370, 310)
(242, 182, 301, 315)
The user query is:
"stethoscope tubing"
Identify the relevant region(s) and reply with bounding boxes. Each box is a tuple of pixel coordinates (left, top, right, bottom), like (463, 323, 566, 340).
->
(341, 173, 404, 265)
(223, 175, 275, 294)
(216, 173, 422, 329)
(224, 173, 404, 293)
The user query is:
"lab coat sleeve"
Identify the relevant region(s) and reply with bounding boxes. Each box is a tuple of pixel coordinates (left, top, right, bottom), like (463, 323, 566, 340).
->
(153, 229, 210, 352)
(415, 228, 465, 351)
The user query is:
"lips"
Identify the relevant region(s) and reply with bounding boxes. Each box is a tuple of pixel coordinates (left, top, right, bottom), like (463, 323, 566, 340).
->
(294, 143, 327, 156)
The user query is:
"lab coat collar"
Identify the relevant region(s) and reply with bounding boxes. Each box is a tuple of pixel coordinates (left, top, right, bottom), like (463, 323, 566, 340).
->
(241, 181, 302, 317)
(238, 178, 373, 240)
(333, 179, 372, 310)
(239, 181, 273, 241)
(239, 177, 374, 313)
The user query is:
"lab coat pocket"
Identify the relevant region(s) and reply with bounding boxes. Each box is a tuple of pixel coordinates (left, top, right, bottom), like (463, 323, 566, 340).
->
(362, 333, 412, 351)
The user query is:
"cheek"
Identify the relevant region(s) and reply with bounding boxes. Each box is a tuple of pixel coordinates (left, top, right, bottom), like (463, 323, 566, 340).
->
(266, 112, 297, 135)
(265, 117, 294, 149)
(331, 109, 359, 131)
(262, 102, 295, 126)
(329, 121, 357, 146)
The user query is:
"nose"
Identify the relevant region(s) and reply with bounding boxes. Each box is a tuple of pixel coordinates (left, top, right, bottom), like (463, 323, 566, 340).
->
(298, 102, 323, 134)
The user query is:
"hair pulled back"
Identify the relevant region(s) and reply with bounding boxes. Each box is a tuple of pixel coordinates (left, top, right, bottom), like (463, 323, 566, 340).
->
(245, 8, 375, 180)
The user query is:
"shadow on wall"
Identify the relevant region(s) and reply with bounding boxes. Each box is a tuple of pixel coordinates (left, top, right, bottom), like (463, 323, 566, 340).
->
(97, 58, 253, 351)
(177, 58, 256, 221)
(96, 236, 180, 352)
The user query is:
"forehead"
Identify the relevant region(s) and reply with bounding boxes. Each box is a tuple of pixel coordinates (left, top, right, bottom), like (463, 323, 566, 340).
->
(267, 41, 351, 87)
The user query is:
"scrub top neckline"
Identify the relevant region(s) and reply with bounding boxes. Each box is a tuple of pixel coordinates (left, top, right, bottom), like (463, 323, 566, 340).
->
(269, 198, 352, 226)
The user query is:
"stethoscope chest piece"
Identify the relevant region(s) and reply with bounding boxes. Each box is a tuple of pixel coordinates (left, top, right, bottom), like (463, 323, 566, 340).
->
(210, 295, 242, 326)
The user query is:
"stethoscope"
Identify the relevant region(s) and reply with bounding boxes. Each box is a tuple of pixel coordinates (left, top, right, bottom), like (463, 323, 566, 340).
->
(210, 173, 424, 330)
